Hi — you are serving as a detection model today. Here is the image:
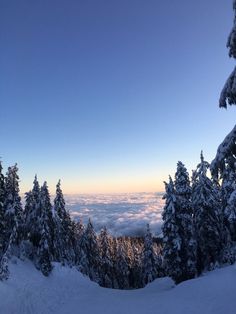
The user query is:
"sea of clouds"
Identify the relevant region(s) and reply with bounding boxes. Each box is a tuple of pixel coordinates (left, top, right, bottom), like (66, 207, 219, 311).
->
(65, 192, 164, 237)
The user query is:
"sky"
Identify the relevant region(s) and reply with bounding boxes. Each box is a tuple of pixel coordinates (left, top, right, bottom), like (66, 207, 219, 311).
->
(0, 0, 236, 194)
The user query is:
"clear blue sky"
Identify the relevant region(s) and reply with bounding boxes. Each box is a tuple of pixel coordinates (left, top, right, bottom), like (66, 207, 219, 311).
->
(0, 0, 235, 194)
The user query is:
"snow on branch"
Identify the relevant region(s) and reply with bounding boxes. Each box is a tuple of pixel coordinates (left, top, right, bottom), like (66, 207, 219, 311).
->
(219, 1, 236, 108)
(219, 67, 236, 108)
(211, 124, 236, 177)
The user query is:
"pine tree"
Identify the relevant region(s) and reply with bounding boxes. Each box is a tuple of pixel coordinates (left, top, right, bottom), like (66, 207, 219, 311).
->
(114, 238, 130, 289)
(37, 223, 53, 276)
(162, 177, 183, 284)
(54, 180, 75, 264)
(129, 240, 143, 289)
(220, 166, 236, 243)
(24, 176, 42, 247)
(225, 189, 236, 241)
(82, 219, 100, 282)
(98, 227, 113, 287)
(0, 161, 6, 257)
(174, 161, 197, 280)
(110, 238, 119, 289)
(4, 164, 23, 250)
(192, 153, 222, 273)
(36, 182, 54, 275)
(211, 1, 236, 176)
(220, 0, 236, 108)
(142, 224, 156, 285)
(0, 253, 9, 281)
(74, 219, 85, 265)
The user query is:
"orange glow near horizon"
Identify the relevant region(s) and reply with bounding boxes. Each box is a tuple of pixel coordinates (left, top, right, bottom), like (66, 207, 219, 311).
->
(20, 176, 166, 195)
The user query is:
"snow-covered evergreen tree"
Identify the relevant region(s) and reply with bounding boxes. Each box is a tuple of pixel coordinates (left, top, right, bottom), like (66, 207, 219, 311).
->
(192, 153, 222, 273)
(36, 182, 54, 275)
(211, 125, 236, 180)
(54, 180, 75, 264)
(114, 238, 130, 289)
(225, 189, 236, 241)
(74, 219, 85, 265)
(4, 164, 23, 249)
(24, 176, 42, 248)
(212, 1, 236, 179)
(98, 227, 113, 287)
(82, 219, 100, 282)
(219, 166, 236, 243)
(0, 253, 9, 281)
(142, 224, 156, 285)
(219, 0, 236, 108)
(37, 224, 53, 276)
(162, 177, 183, 284)
(174, 161, 197, 280)
(0, 161, 6, 257)
(129, 240, 142, 289)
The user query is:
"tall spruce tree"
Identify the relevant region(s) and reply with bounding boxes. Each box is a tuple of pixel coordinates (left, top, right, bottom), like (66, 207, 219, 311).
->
(4, 164, 23, 250)
(54, 180, 75, 263)
(220, 166, 236, 242)
(219, 0, 236, 108)
(174, 161, 197, 280)
(212, 1, 236, 176)
(83, 219, 100, 282)
(24, 176, 42, 247)
(192, 153, 222, 273)
(0, 161, 6, 257)
(162, 177, 183, 284)
(98, 227, 113, 288)
(115, 238, 130, 289)
(36, 182, 54, 275)
(142, 224, 156, 285)
(74, 219, 85, 265)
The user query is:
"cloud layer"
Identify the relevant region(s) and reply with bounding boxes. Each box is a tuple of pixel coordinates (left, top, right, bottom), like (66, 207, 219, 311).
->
(66, 192, 164, 236)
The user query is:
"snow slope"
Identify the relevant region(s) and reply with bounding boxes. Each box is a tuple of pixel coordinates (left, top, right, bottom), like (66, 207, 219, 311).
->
(0, 259, 236, 314)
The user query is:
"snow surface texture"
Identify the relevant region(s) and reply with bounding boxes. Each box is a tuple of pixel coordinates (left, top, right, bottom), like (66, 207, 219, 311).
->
(66, 192, 164, 236)
(1, 259, 236, 314)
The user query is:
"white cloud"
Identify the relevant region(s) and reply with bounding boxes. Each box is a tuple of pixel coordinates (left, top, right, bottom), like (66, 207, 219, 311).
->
(66, 192, 164, 236)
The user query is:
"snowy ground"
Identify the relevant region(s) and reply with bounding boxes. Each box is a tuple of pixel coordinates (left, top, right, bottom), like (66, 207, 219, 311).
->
(1, 259, 236, 314)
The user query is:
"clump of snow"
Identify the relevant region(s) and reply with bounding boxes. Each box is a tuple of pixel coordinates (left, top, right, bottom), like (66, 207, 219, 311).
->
(1, 259, 236, 314)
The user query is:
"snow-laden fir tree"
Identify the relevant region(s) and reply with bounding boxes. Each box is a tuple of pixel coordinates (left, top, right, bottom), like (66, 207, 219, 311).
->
(74, 219, 85, 265)
(36, 182, 54, 275)
(110, 238, 119, 289)
(211, 1, 236, 179)
(142, 224, 156, 285)
(98, 227, 113, 288)
(0, 161, 6, 257)
(192, 153, 222, 273)
(37, 222, 53, 276)
(81, 219, 100, 282)
(4, 164, 23, 251)
(24, 176, 42, 247)
(0, 253, 9, 281)
(174, 161, 197, 280)
(162, 177, 183, 284)
(225, 189, 236, 241)
(211, 0, 236, 180)
(211, 126, 236, 180)
(54, 180, 75, 264)
(114, 238, 130, 289)
(219, 0, 236, 108)
(219, 166, 236, 243)
(129, 240, 142, 289)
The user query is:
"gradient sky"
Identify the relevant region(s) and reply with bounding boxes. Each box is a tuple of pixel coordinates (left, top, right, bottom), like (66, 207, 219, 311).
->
(0, 0, 236, 194)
